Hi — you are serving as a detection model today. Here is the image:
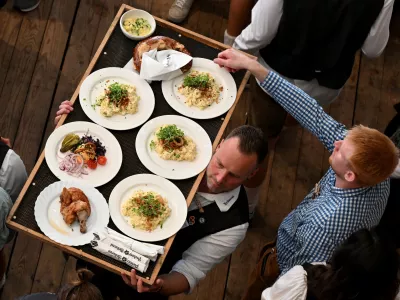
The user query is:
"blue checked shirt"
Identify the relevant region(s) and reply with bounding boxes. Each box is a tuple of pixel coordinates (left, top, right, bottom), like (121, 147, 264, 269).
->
(260, 72, 390, 275)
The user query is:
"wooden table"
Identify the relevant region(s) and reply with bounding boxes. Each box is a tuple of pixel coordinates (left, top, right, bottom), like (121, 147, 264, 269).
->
(6, 4, 251, 285)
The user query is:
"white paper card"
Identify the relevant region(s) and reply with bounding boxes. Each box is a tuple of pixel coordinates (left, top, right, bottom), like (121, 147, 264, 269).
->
(139, 49, 192, 81)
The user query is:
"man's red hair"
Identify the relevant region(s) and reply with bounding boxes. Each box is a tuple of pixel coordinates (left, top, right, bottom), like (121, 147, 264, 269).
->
(346, 125, 399, 186)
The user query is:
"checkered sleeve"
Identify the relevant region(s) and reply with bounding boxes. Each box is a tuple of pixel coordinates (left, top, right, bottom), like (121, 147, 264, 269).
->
(260, 72, 348, 152)
(280, 223, 336, 274)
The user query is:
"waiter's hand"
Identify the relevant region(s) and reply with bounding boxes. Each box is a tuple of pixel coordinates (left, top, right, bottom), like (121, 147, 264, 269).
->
(121, 269, 164, 293)
(54, 100, 74, 126)
(0, 137, 11, 148)
(214, 49, 256, 72)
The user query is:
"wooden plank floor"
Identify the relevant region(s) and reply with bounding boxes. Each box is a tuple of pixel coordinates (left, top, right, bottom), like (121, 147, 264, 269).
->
(0, 1, 399, 299)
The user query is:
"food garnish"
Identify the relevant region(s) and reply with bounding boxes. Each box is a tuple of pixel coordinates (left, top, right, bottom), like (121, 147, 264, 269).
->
(96, 82, 139, 117)
(183, 73, 210, 89)
(97, 156, 107, 165)
(150, 124, 196, 161)
(122, 190, 171, 232)
(60, 133, 80, 153)
(132, 193, 167, 219)
(123, 18, 151, 36)
(106, 82, 129, 106)
(179, 71, 222, 109)
(155, 125, 185, 150)
(58, 131, 107, 177)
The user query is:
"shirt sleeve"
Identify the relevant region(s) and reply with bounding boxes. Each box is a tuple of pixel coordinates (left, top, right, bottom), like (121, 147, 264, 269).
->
(361, 0, 394, 58)
(260, 72, 348, 152)
(233, 0, 283, 53)
(171, 223, 248, 293)
(0, 150, 28, 202)
(261, 266, 308, 300)
(279, 224, 335, 275)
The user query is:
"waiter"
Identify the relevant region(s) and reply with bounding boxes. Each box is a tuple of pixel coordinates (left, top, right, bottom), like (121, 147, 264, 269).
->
(68, 125, 268, 299)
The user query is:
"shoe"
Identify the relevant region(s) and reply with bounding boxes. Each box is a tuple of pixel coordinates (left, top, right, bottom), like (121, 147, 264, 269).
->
(13, 0, 40, 12)
(168, 0, 195, 23)
(224, 30, 236, 47)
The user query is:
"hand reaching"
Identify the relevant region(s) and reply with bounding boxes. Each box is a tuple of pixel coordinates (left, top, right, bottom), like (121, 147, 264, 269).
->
(213, 49, 257, 72)
(121, 269, 164, 293)
(54, 100, 74, 126)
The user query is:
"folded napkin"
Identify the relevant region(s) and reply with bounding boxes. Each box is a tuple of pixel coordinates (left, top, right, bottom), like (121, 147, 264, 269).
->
(139, 49, 192, 81)
(91, 232, 150, 273)
(104, 227, 164, 261)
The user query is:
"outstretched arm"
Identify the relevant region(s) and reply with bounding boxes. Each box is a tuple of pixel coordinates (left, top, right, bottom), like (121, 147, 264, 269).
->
(214, 49, 348, 151)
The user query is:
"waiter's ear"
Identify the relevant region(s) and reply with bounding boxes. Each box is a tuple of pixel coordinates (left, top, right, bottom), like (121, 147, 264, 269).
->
(248, 167, 259, 180)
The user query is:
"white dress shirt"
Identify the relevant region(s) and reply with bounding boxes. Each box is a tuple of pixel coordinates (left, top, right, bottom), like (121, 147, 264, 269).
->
(0, 149, 27, 202)
(234, 0, 394, 105)
(261, 263, 326, 300)
(261, 265, 308, 300)
(171, 187, 249, 293)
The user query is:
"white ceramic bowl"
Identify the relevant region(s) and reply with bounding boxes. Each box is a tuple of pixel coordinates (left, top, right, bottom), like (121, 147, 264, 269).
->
(120, 9, 156, 41)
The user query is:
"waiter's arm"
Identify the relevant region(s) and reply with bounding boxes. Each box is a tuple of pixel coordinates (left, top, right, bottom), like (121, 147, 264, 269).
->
(170, 223, 248, 294)
(121, 223, 247, 296)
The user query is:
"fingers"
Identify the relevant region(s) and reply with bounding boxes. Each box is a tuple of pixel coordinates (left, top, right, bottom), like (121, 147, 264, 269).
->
(130, 269, 138, 286)
(56, 107, 72, 116)
(61, 100, 73, 106)
(58, 102, 73, 113)
(54, 115, 61, 126)
(121, 272, 131, 286)
(121, 269, 139, 289)
(213, 57, 225, 67)
(214, 58, 237, 73)
(137, 278, 150, 293)
(217, 49, 230, 58)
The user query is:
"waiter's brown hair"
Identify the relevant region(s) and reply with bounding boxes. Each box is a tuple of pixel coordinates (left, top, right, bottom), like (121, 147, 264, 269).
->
(225, 125, 268, 164)
(57, 268, 103, 300)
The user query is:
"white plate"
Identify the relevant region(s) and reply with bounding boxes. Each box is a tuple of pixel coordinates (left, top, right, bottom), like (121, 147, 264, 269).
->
(35, 181, 109, 246)
(161, 58, 237, 119)
(45, 121, 122, 187)
(109, 174, 187, 242)
(136, 115, 212, 180)
(79, 67, 155, 130)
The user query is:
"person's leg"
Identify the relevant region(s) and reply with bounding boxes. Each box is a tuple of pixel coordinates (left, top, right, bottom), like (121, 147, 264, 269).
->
(224, 0, 255, 45)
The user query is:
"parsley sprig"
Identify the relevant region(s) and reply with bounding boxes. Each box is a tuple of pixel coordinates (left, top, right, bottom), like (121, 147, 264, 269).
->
(107, 83, 128, 104)
(183, 73, 210, 88)
(132, 193, 166, 218)
(156, 125, 184, 143)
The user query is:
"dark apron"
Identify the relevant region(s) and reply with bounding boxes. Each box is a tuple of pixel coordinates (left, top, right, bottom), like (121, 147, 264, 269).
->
(81, 186, 249, 300)
(0, 140, 9, 169)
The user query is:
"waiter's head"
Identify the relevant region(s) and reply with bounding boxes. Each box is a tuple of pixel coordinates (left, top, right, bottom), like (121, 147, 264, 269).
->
(206, 125, 268, 193)
(329, 125, 399, 186)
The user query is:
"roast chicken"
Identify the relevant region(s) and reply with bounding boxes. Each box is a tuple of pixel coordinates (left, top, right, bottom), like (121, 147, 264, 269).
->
(60, 187, 91, 233)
